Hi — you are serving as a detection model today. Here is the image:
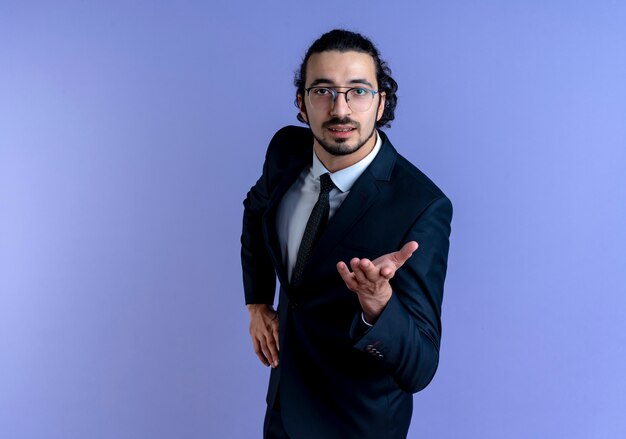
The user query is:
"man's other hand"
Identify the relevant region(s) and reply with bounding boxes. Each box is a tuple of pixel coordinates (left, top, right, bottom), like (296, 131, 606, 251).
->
(247, 304, 280, 368)
(336, 241, 419, 324)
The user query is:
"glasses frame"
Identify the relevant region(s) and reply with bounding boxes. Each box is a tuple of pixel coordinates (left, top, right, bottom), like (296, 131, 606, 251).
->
(304, 86, 380, 112)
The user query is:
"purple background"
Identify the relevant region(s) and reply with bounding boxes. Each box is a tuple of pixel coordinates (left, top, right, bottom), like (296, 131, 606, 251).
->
(1, 1, 625, 438)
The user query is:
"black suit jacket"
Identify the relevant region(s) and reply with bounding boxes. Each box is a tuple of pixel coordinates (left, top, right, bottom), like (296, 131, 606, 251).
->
(242, 126, 452, 439)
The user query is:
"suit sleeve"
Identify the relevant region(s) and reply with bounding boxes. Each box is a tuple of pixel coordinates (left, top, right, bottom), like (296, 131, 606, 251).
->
(353, 196, 453, 393)
(241, 139, 277, 305)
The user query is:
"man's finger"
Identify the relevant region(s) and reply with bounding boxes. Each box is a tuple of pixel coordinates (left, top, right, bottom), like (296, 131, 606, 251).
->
(379, 263, 396, 280)
(337, 261, 351, 277)
(387, 241, 419, 268)
(256, 351, 270, 367)
(272, 320, 280, 352)
(260, 338, 275, 368)
(359, 259, 380, 282)
(337, 261, 359, 291)
(252, 337, 270, 366)
(265, 333, 279, 368)
(350, 258, 368, 285)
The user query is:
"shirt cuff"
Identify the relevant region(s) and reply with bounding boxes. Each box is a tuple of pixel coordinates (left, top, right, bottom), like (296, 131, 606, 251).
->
(361, 312, 373, 327)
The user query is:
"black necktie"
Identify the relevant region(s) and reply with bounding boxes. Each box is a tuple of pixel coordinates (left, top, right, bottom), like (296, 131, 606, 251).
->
(291, 173, 335, 285)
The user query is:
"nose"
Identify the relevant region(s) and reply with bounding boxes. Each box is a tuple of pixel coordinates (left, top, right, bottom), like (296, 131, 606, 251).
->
(330, 91, 352, 117)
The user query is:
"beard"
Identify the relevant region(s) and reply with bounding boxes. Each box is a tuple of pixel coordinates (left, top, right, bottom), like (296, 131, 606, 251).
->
(312, 117, 377, 157)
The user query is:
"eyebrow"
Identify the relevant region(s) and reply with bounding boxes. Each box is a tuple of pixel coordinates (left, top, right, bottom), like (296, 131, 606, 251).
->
(308, 78, 375, 88)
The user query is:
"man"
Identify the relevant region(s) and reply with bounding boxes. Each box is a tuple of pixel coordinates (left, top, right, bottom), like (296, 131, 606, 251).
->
(241, 29, 452, 439)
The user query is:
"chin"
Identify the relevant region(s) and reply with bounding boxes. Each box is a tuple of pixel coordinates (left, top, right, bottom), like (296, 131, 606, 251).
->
(318, 138, 363, 157)
(314, 126, 377, 158)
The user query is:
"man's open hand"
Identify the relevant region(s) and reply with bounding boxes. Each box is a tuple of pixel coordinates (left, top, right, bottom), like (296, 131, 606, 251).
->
(247, 304, 279, 368)
(336, 241, 419, 324)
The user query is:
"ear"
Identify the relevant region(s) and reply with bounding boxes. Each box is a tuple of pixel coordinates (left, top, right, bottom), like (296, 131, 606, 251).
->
(297, 93, 309, 123)
(375, 92, 386, 122)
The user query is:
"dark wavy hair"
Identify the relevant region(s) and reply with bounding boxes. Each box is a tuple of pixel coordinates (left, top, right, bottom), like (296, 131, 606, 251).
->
(294, 29, 398, 128)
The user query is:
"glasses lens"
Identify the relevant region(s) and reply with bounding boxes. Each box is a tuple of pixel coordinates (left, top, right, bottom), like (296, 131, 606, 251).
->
(308, 87, 375, 112)
(346, 88, 374, 112)
(308, 88, 333, 111)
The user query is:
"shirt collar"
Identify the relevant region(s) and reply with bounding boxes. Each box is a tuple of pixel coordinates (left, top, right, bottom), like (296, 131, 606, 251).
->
(311, 130, 383, 192)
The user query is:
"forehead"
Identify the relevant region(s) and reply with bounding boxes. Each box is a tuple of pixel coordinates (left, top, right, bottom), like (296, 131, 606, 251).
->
(305, 50, 377, 85)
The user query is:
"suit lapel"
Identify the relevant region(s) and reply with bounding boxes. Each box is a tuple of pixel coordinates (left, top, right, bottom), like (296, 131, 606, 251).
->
(299, 171, 379, 281)
(293, 132, 398, 289)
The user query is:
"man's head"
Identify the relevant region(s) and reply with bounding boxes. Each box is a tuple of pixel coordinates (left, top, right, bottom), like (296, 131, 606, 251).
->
(294, 30, 398, 168)
(294, 29, 398, 129)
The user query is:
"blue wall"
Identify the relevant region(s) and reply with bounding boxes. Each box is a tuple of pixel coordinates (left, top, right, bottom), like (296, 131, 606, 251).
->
(1, 1, 625, 438)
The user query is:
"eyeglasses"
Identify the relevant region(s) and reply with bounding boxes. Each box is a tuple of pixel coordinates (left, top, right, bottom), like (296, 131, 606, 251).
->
(304, 86, 380, 112)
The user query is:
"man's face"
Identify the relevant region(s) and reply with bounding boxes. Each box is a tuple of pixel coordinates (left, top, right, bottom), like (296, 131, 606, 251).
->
(298, 51, 386, 158)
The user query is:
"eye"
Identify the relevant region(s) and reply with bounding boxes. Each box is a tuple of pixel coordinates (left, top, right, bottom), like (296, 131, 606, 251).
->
(351, 88, 369, 96)
(313, 87, 331, 96)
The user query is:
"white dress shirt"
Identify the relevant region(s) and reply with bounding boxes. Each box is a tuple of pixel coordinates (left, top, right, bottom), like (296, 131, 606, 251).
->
(276, 131, 382, 282)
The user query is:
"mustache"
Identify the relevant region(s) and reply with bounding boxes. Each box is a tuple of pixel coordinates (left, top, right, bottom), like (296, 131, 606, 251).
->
(322, 117, 359, 128)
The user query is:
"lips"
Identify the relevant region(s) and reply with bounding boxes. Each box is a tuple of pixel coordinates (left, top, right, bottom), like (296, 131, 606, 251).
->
(327, 125, 355, 133)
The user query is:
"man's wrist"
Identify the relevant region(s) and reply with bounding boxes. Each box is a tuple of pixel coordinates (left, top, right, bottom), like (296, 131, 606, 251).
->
(246, 303, 273, 314)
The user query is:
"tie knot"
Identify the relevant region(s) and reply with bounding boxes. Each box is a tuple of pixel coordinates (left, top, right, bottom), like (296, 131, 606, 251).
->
(319, 173, 335, 194)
